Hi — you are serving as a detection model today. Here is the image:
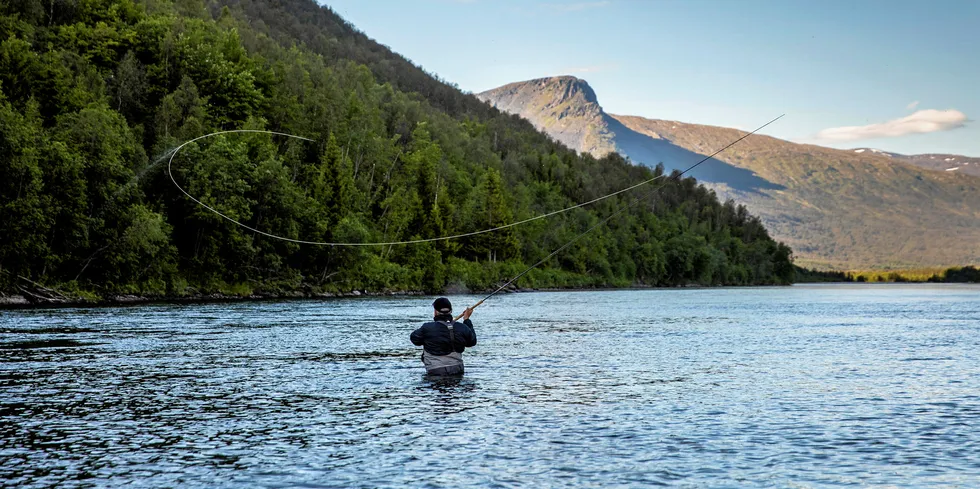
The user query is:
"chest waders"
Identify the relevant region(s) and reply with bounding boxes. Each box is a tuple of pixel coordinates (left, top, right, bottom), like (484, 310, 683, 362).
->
(422, 321, 464, 376)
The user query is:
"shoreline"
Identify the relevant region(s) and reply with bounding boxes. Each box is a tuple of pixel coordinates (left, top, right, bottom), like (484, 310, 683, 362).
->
(5, 281, 975, 311)
(0, 289, 427, 310)
(1, 282, 800, 310)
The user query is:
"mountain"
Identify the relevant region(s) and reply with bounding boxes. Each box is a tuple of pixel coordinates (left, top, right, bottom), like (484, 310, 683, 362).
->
(0, 0, 795, 300)
(478, 77, 782, 194)
(479, 77, 980, 269)
(477, 76, 616, 156)
(851, 149, 980, 177)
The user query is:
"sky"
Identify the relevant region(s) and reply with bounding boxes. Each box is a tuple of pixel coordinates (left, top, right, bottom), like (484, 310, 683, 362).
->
(323, 0, 979, 156)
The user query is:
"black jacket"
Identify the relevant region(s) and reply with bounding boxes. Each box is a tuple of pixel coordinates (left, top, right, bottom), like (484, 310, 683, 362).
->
(410, 316, 477, 356)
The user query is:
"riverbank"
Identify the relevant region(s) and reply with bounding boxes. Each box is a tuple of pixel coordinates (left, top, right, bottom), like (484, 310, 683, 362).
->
(0, 289, 428, 310)
(0, 281, 776, 310)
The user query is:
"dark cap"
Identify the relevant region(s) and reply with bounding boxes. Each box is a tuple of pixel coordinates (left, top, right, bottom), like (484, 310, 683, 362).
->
(432, 297, 452, 313)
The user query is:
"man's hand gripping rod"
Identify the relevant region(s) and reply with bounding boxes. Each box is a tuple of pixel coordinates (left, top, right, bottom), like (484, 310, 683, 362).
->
(453, 300, 483, 322)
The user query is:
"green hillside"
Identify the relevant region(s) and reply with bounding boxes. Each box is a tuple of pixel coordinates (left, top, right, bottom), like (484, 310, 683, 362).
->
(0, 0, 793, 302)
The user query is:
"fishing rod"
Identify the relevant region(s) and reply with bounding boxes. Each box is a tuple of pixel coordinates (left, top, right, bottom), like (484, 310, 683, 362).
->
(455, 114, 785, 321)
(169, 131, 673, 246)
(169, 117, 781, 318)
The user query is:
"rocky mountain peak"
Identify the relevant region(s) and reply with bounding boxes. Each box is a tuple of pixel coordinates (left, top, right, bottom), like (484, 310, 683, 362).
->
(477, 76, 612, 156)
(485, 75, 599, 107)
(540, 75, 599, 105)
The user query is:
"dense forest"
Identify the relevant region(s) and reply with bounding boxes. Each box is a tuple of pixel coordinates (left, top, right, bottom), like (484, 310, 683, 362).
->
(0, 0, 794, 301)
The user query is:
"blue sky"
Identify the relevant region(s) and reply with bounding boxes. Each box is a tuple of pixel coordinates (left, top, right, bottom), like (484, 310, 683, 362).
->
(323, 0, 978, 156)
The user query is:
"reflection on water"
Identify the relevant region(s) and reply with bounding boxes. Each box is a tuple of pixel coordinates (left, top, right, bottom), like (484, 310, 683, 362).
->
(2, 284, 980, 487)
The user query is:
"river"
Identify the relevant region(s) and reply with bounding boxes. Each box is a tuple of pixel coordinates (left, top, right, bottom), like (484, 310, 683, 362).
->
(2, 284, 979, 487)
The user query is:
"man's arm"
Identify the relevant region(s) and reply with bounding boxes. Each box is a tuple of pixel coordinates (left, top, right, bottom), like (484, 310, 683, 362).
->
(461, 318, 477, 347)
(459, 307, 477, 346)
(410, 325, 425, 346)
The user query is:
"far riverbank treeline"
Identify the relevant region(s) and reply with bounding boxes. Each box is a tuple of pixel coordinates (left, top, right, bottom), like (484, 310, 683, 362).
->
(0, 0, 793, 301)
(795, 266, 980, 284)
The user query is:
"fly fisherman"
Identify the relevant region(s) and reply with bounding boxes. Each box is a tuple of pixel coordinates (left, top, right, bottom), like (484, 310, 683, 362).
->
(410, 297, 477, 376)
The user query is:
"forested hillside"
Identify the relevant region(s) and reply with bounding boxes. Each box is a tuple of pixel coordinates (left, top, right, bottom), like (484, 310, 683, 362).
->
(0, 0, 793, 301)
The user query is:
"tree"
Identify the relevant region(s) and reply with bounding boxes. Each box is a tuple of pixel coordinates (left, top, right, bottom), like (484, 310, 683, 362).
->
(468, 167, 519, 262)
(0, 96, 48, 284)
(308, 133, 354, 227)
(110, 50, 146, 122)
(154, 75, 207, 144)
(105, 205, 177, 292)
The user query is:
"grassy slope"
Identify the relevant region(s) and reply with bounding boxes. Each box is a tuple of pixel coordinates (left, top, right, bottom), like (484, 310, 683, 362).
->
(611, 115, 980, 270)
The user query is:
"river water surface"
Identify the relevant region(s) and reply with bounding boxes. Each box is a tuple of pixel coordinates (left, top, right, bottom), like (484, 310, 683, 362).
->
(2, 284, 979, 488)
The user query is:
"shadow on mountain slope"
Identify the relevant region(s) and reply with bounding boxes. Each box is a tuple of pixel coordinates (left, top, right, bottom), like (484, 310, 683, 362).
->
(606, 116, 784, 194)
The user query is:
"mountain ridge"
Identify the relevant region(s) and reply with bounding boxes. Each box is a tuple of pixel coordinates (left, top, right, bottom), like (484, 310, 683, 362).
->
(478, 76, 783, 194)
(849, 149, 980, 177)
(479, 77, 980, 269)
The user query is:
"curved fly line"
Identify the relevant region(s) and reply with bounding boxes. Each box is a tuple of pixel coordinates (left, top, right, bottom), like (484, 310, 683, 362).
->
(167, 129, 675, 246)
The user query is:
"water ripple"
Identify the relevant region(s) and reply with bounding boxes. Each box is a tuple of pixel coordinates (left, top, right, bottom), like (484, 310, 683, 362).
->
(2, 284, 979, 487)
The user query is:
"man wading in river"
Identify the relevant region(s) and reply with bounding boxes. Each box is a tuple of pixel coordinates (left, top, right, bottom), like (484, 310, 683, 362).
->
(410, 298, 477, 376)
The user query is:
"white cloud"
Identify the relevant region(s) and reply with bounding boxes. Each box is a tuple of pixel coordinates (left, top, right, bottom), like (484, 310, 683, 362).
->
(906, 100, 919, 110)
(814, 109, 968, 142)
